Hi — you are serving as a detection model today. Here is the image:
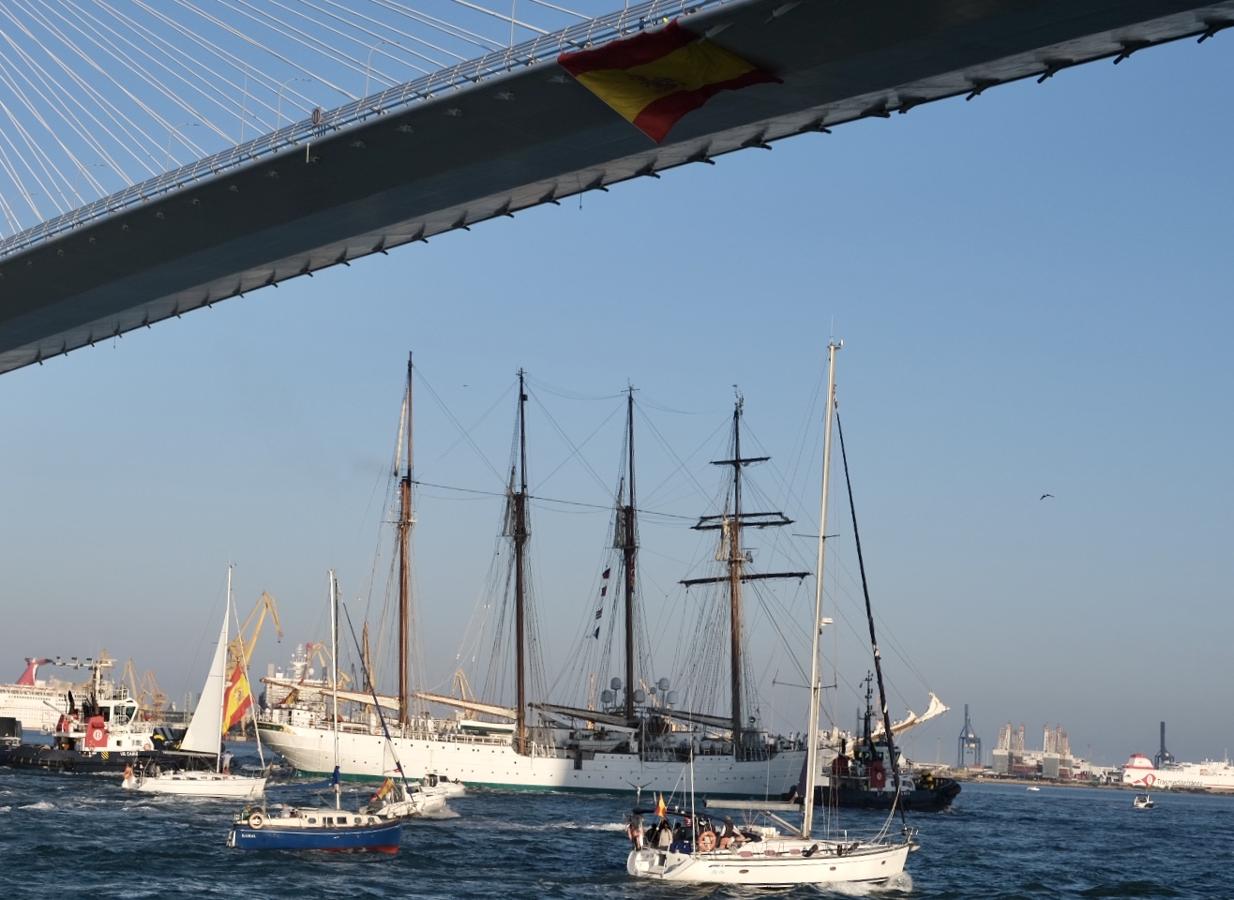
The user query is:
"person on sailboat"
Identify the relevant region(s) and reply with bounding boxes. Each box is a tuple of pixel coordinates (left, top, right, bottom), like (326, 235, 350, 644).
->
(654, 821, 673, 849)
(718, 817, 744, 850)
(221, 748, 234, 775)
(626, 814, 645, 850)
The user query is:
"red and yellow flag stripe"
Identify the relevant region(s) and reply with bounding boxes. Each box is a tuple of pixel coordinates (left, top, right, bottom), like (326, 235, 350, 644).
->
(558, 21, 779, 143)
(223, 663, 253, 732)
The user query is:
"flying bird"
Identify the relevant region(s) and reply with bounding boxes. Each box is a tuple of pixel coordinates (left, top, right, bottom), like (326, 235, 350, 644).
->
(1039, 493, 1054, 501)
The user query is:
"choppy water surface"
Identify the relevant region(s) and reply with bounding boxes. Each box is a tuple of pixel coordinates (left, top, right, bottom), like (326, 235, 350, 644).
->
(1, 771, 1228, 898)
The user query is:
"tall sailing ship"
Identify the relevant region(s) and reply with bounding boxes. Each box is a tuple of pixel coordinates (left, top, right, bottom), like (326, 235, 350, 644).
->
(258, 359, 806, 795)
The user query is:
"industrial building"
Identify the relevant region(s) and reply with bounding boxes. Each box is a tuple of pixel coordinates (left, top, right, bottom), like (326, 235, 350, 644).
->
(991, 723, 1085, 780)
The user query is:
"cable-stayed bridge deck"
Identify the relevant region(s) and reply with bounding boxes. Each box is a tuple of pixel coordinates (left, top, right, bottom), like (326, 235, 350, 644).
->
(1, 0, 1230, 375)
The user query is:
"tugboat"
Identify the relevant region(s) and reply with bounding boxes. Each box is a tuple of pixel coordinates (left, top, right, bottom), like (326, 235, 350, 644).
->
(808, 675, 961, 813)
(0, 716, 22, 750)
(0, 659, 176, 773)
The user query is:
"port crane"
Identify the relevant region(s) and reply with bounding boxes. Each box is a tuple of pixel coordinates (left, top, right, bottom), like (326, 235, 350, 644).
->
(227, 591, 283, 673)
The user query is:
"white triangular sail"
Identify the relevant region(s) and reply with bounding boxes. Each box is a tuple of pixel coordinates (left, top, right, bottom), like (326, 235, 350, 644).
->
(180, 603, 228, 756)
(870, 692, 950, 740)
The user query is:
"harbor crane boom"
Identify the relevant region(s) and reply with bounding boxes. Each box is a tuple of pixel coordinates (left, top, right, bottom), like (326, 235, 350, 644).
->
(228, 591, 283, 672)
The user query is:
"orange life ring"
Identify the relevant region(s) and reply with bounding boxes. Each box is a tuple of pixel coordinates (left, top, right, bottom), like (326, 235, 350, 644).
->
(869, 763, 886, 789)
(248, 812, 264, 829)
(696, 830, 717, 852)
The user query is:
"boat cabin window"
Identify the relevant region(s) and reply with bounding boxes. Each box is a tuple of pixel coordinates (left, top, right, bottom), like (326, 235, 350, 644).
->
(353, 817, 361, 824)
(308, 817, 317, 824)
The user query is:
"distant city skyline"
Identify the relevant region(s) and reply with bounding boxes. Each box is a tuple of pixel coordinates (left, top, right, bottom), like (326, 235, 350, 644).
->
(2, 34, 1231, 766)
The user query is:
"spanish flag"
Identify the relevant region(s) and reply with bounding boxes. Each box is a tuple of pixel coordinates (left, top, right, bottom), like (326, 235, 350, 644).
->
(558, 21, 779, 143)
(372, 777, 395, 802)
(654, 792, 668, 818)
(222, 663, 253, 732)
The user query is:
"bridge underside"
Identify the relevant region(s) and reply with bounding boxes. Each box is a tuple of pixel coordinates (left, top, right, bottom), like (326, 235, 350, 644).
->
(1, 0, 1230, 374)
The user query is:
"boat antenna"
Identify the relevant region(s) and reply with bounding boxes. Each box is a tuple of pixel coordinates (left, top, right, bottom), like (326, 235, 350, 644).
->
(802, 339, 840, 839)
(342, 603, 413, 794)
(835, 411, 907, 827)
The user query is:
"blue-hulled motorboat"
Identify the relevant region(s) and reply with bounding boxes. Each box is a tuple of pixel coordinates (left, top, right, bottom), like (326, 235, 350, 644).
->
(226, 802, 401, 852)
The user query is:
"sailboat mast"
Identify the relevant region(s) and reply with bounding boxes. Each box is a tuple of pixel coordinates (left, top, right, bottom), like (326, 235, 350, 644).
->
(621, 387, 638, 723)
(728, 400, 746, 751)
(397, 352, 413, 728)
(802, 339, 840, 838)
(221, 563, 233, 774)
(329, 569, 340, 810)
(513, 370, 529, 755)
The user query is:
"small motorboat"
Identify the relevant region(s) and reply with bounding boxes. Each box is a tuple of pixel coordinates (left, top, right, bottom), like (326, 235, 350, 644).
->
(1026, 786, 1041, 792)
(420, 772, 465, 799)
(364, 777, 449, 820)
(1133, 794, 1154, 809)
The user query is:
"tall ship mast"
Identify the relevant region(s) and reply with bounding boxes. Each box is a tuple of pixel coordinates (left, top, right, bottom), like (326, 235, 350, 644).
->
(617, 386, 638, 724)
(397, 352, 413, 729)
(258, 369, 806, 796)
(681, 395, 807, 754)
(506, 368, 531, 755)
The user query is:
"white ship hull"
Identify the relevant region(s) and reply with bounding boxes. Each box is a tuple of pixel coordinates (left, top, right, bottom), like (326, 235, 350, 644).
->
(0, 684, 67, 732)
(627, 838, 910, 885)
(1123, 754, 1234, 792)
(124, 771, 266, 800)
(260, 722, 804, 797)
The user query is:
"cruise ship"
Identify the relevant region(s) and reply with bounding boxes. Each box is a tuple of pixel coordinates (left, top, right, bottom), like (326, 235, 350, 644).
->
(0, 657, 74, 732)
(1122, 753, 1234, 792)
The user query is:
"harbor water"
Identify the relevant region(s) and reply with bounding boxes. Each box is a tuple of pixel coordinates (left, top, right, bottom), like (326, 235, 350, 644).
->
(1, 771, 1228, 898)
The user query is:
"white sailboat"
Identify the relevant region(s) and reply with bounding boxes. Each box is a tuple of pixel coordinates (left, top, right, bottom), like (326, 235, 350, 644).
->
(625, 341, 916, 886)
(125, 567, 266, 800)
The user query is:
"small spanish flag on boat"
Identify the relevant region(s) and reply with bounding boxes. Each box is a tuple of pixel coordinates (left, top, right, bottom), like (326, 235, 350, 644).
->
(557, 21, 779, 143)
(373, 777, 395, 801)
(654, 792, 668, 818)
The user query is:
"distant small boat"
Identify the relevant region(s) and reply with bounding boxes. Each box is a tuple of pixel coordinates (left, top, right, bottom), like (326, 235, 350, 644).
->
(1133, 794, 1154, 809)
(1026, 786, 1041, 792)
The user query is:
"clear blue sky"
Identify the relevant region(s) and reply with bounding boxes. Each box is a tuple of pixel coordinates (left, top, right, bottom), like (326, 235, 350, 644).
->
(1, 32, 1231, 766)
